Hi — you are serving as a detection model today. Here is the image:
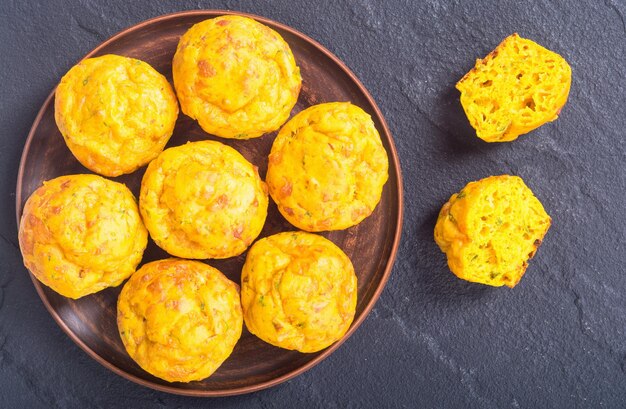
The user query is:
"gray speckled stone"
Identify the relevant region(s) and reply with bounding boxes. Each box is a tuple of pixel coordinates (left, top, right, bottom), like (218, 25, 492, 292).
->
(1, 0, 625, 407)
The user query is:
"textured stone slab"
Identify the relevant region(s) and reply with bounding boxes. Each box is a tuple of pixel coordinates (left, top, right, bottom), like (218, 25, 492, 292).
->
(1, 0, 625, 407)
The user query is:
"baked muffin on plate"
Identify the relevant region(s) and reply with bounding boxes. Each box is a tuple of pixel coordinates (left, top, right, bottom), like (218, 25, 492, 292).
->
(434, 175, 551, 288)
(55, 54, 179, 176)
(117, 259, 243, 382)
(140, 140, 268, 259)
(172, 15, 301, 139)
(241, 231, 357, 353)
(266, 102, 389, 231)
(18, 174, 147, 299)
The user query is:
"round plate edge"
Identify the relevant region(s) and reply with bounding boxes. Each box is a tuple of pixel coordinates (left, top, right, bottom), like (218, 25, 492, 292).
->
(14, 9, 404, 397)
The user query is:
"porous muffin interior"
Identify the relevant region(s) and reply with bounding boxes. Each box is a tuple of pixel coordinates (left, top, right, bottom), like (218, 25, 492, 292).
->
(435, 175, 551, 287)
(461, 179, 550, 286)
(456, 33, 571, 142)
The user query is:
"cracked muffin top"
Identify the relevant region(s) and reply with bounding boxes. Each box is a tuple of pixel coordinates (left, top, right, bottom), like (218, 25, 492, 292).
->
(266, 102, 389, 232)
(55, 54, 178, 176)
(139, 140, 268, 259)
(241, 231, 357, 353)
(172, 15, 301, 139)
(117, 258, 242, 382)
(18, 174, 147, 298)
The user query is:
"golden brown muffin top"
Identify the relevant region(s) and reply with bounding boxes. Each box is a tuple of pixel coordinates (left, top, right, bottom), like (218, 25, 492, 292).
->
(140, 140, 268, 259)
(267, 102, 389, 231)
(18, 174, 147, 298)
(117, 258, 243, 382)
(55, 54, 178, 176)
(241, 232, 357, 352)
(172, 15, 301, 139)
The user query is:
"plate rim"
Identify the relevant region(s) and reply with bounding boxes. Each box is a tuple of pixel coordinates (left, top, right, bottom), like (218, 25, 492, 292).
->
(15, 9, 404, 397)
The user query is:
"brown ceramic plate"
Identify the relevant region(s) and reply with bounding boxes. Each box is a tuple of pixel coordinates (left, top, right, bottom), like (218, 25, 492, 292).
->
(15, 10, 403, 396)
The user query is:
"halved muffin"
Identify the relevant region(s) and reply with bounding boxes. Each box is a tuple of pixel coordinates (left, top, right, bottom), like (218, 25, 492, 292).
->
(457, 33, 571, 142)
(434, 175, 551, 287)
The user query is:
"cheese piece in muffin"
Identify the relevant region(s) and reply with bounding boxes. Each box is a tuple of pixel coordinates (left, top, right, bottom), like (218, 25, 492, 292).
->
(457, 33, 571, 142)
(117, 259, 243, 382)
(139, 141, 268, 259)
(55, 55, 178, 176)
(172, 15, 301, 139)
(434, 175, 551, 288)
(241, 232, 357, 353)
(18, 174, 147, 299)
(266, 102, 389, 231)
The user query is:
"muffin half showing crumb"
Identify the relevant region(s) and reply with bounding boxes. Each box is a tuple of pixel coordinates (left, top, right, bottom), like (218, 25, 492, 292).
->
(55, 54, 178, 176)
(241, 231, 357, 353)
(117, 259, 243, 382)
(457, 33, 571, 142)
(434, 175, 551, 287)
(18, 174, 147, 299)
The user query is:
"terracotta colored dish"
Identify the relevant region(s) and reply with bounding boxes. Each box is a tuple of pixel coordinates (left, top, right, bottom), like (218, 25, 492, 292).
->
(15, 10, 403, 397)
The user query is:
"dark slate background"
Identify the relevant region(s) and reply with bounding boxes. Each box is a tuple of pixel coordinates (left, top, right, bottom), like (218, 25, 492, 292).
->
(1, 0, 625, 407)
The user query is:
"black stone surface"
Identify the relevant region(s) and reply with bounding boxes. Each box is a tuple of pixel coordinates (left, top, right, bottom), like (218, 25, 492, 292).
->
(1, 0, 625, 407)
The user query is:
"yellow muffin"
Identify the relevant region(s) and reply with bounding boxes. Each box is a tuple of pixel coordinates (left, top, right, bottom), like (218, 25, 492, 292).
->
(172, 15, 301, 139)
(18, 175, 147, 299)
(434, 175, 551, 288)
(117, 259, 242, 382)
(457, 33, 571, 142)
(140, 140, 268, 259)
(267, 102, 389, 231)
(55, 54, 179, 176)
(241, 232, 357, 353)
